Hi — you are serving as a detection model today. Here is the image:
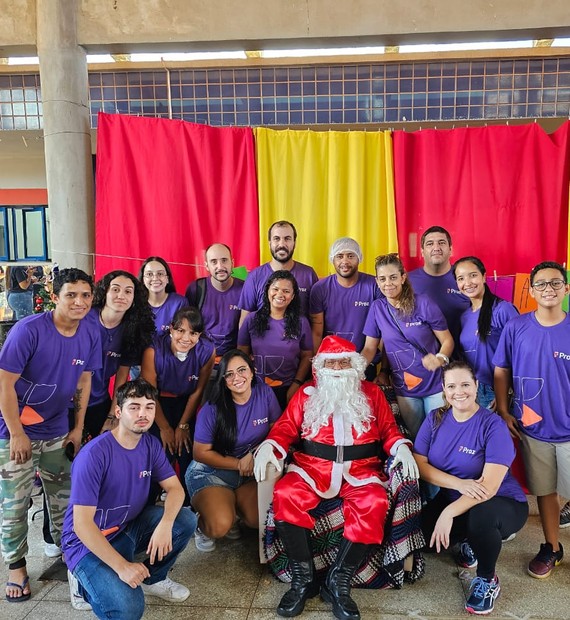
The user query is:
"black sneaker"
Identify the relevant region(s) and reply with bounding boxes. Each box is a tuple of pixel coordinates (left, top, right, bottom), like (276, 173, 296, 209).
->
(528, 542, 564, 579)
(560, 502, 570, 529)
(455, 541, 478, 568)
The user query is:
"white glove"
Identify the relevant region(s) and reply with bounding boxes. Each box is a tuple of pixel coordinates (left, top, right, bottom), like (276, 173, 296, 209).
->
(254, 441, 282, 482)
(391, 443, 419, 480)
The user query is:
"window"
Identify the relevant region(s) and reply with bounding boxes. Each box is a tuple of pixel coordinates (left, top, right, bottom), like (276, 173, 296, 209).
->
(0, 206, 49, 261)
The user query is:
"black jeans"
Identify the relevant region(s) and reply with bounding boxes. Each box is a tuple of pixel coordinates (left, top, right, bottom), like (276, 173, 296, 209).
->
(422, 492, 529, 579)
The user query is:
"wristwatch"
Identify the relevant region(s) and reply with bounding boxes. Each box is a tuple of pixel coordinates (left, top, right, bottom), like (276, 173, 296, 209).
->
(178, 423, 190, 430)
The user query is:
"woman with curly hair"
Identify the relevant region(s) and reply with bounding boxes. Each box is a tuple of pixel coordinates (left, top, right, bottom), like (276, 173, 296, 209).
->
(238, 270, 313, 410)
(139, 256, 188, 333)
(84, 270, 156, 439)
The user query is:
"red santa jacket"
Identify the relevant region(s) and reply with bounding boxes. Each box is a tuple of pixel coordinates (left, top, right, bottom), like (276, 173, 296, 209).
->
(264, 380, 410, 498)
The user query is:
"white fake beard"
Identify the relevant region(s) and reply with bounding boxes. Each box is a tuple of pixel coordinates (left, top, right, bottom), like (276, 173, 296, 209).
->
(301, 367, 373, 439)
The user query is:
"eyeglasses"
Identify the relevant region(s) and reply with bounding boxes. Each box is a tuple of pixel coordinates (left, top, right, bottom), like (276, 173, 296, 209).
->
(144, 271, 167, 280)
(531, 279, 566, 291)
(324, 358, 352, 369)
(224, 366, 250, 382)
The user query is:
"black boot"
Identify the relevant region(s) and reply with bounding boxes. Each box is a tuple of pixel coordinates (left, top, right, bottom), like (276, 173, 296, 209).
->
(321, 538, 368, 620)
(275, 520, 319, 617)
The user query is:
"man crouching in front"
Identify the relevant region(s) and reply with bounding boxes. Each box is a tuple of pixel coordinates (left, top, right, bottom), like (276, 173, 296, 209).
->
(61, 379, 196, 619)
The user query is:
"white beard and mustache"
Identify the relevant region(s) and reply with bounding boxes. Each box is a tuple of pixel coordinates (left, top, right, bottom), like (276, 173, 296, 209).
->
(301, 367, 373, 439)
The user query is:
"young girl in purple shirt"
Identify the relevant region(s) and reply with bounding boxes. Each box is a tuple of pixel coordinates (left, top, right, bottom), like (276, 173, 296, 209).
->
(142, 306, 215, 503)
(238, 270, 313, 410)
(414, 361, 528, 616)
(186, 349, 281, 552)
(453, 257, 519, 409)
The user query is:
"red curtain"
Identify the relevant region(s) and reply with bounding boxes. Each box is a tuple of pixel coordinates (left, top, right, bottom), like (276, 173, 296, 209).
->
(95, 113, 259, 289)
(393, 122, 570, 274)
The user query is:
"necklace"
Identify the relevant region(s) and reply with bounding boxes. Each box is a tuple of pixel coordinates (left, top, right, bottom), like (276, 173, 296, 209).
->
(99, 312, 121, 343)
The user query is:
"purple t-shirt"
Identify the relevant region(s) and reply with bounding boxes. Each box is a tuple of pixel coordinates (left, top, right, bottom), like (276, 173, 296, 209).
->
(0, 312, 102, 440)
(493, 312, 570, 443)
(238, 262, 318, 318)
(363, 294, 448, 398)
(185, 278, 244, 356)
(309, 273, 381, 351)
(414, 406, 527, 503)
(84, 309, 130, 406)
(151, 331, 215, 396)
(238, 313, 312, 387)
(61, 431, 174, 571)
(459, 300, 519, 386)
(408, 267, 469, 348)
(194, 379, 281, 457)
(150, 293, 188, 333)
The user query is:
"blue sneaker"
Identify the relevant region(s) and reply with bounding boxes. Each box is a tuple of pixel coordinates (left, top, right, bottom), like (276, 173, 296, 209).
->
(456, 541, 478, 568)
(465, 575, 500, 615)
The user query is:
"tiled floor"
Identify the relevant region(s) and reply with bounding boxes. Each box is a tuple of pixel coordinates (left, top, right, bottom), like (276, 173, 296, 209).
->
(0, 498, 568, 619)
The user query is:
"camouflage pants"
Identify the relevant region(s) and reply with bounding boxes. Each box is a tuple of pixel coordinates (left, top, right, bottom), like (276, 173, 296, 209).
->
(0, 435, 71, 565)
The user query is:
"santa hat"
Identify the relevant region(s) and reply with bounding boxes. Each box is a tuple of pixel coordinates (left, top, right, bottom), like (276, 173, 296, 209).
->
(310, 335, 367, 383)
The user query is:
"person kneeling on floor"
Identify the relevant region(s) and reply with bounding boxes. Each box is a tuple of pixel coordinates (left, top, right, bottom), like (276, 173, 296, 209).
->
(254, 335, 419, 620)
(61, 379, 196, 619)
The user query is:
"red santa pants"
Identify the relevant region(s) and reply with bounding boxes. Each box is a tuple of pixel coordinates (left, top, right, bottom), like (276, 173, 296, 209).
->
(273, 471, 389, 545)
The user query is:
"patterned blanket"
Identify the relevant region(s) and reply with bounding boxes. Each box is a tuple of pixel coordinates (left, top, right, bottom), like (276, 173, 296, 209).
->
(263, 386, 426, 589)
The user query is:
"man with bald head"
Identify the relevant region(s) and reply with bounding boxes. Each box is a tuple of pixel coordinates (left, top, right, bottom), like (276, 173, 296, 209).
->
(185, 243, 244, 361)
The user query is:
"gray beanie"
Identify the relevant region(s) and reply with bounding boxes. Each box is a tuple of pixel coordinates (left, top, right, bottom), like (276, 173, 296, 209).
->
(329, 237, 363, 263)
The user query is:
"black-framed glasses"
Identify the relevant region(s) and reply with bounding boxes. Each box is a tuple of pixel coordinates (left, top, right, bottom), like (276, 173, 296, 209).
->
(531, 279, 566, 292)
(224, 366, 250, 382)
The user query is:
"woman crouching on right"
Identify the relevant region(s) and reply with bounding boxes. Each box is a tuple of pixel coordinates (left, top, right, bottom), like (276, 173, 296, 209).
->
(186, 349, 281, 552)
(413, 361, 528, 615)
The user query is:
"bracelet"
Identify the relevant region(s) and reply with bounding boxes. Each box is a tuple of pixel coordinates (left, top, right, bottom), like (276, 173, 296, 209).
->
(292, 378, 303, 386)
(435, 353, 450, 366)
(178, 423, 190, 430)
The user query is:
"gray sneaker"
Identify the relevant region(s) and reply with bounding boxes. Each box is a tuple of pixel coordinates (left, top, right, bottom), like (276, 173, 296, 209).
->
(141, 576, 190, 601)
(67, 570, 92, 611)
(560, 502, 570, 529)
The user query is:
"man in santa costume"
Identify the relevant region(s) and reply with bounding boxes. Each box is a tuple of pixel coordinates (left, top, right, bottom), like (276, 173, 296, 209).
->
(254, 335, 419, 620)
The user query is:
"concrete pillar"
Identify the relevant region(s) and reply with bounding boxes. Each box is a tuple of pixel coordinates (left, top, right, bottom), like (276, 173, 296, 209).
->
(36, 0, 94, 274)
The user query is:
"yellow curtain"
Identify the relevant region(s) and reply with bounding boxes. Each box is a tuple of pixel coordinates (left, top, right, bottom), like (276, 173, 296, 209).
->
(254, 128, 398, 277)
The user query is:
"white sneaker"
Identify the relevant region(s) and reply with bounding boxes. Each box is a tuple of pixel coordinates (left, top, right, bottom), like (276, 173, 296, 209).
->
(225, 522, 241, 540)
(68, 570, 92, 611)
(45, 542, 62, 558)
(141, 576, 190, 601)
(194, 527, 216, 552)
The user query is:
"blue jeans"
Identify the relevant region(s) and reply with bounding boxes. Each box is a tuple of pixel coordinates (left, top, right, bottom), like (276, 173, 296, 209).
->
(477, 383, 495, 409)
(73, 505, 196, 620)
(7, 291, 33, 320)
(396, 391, 445, 440)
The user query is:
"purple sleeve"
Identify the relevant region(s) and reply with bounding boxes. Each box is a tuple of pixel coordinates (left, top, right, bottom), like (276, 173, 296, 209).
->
(495, 301, 519, 328)
(419, 295, 448, 332)
(299, 317, 313, 351)
(492, 321, 514, 369)
(483, 415, 516, 467)
(237, 314, 253, 347)
(194, 403, 217, 444)
(363, 301, 382, 339)
(0, 320, 36, 374)
(309, 279, 325, 315)
(150, 435, 177, 482)
(412, 411, 435, 457)
(238, 272, 259, 312)
(84, 327, 103, 372)
(69, 447, 106, 507)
